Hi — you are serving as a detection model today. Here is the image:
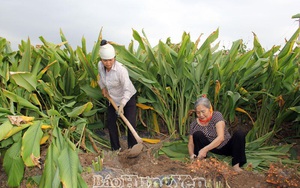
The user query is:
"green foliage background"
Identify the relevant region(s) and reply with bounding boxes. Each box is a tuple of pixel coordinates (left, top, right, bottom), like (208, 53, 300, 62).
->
(0, 28, 299, 187)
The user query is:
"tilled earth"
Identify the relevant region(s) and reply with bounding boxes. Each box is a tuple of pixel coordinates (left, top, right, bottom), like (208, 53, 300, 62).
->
(79, 139, 299, 188)
(0, 136, 299, 188)
(79, 148, 269, 188)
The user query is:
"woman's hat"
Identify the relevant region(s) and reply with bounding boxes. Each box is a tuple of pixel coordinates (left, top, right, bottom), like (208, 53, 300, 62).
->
(100, 43, 115, 59)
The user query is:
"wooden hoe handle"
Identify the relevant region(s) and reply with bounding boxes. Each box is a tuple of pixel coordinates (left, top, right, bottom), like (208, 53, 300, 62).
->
(107, 96, 143, 143)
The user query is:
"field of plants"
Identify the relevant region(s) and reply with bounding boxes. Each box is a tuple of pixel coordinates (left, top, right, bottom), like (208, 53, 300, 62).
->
(0, 27, 299, 187)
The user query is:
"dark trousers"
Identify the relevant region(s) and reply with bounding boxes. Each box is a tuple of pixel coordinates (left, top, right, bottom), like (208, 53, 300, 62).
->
(107, 94, 138, 150)
(193, 130, 247, 167)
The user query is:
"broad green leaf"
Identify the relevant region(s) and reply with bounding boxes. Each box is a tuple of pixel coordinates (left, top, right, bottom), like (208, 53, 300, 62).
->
(63, 67, 76, 95)
(4, 123, 31, 140)
(77, 173, 88, 188)
(158, 41, 175, 68)
(0, 57, 10, 82)
(261, 45, 280, 59)
(18, 38, 31, 72)
(233, 50, 254, 72)
(113, 44, 143, 68)
(81, 36, 87, 55)
(21, 121, 43, 166)
(226, 91, 241, 107)
(76, 47, 98, 80)
(83, 109, 98, 116)
(91, 28, 102, 62)
(193, 49, 211, 84)
(58, 142, 79, 188)
(67, 102, 93, 118)
(38, 80, 55, 97)
(253, 32, 264, 56)
(37, 60, 57, 80)
(221, 39, 242, 71)
(159, 140, 189, 159)
(47, 109, 62, 116)
(159, 147, 188, 158)
(0, 120, 13, 141)
(244, 159, 263, 169)
(60, 29, 75, 62)
(39, 142, 61, 188)
(62, 101, 76, 108)
(30, 93, 42, 107)
(278, 28, 300, 60)
(177, 32, 191, 60)
(2, 89, 40, 111)
(52, 121, 65, 150)
(246, 131, 274, 150)
(0, 107, 12, 114)
(238, 64, 264, 84)
(196, 28, 219, 55)
(3, 140, 25, 187)
(289, 106, 300, 113)
(80, 84, 102, 100)
(10, 72, 37, 92)
(0, 137, 14, 148)
(202, 71, 212, 95)
(132, 29, 146, 50)
(31, 54, 42, 76)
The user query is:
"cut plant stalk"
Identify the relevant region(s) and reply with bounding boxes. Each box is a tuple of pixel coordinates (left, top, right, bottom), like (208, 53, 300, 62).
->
(92, 155, 103, 172)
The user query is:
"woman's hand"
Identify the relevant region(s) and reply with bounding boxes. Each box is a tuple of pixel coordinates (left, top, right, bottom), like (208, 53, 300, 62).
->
(190, 154, 197, 160)
(198, 147, 208, 159)
(101, 88, 108, 98)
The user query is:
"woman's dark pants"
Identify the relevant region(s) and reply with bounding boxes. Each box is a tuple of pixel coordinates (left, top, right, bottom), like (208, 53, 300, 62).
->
(107, 95, 138, 150)
(193, 130, 247, 167)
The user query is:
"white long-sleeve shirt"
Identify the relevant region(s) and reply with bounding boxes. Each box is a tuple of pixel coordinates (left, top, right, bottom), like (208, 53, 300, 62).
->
(98, 60, 136, 106)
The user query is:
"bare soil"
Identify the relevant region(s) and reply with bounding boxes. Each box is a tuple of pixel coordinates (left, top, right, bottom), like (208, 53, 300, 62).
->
(78, 139, 299, 188)
(0, 131, 299, 188)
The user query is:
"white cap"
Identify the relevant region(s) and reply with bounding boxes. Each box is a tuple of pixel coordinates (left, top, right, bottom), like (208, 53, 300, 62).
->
(100, 43, 115, 59)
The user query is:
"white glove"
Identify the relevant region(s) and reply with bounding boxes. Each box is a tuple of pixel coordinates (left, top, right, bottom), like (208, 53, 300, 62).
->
(118, 104, 124, 115)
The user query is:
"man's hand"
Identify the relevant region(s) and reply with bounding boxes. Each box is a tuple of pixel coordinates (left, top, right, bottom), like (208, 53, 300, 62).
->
(118, 104, 124, 115)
